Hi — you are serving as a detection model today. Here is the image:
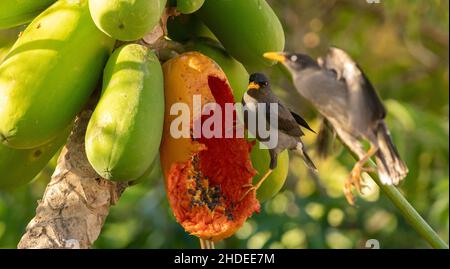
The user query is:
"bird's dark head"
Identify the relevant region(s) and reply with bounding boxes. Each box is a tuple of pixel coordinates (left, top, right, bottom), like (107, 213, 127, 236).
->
(264, 52, 320, 73)
(247, 73, 270, 91)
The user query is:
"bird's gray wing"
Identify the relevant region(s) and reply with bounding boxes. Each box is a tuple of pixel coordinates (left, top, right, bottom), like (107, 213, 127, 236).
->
(294, 69, 350, 129)
(323, 47, 386, 123)
(265, 101, 304, 137)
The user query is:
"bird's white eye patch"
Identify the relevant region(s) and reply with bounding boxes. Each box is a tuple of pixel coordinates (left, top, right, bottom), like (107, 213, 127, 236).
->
(290, 55, 298, 62)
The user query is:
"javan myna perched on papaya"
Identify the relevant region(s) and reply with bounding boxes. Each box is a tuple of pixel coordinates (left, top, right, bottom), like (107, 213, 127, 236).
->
(264, 48, 408, 205)
(241, 73, 316, 199)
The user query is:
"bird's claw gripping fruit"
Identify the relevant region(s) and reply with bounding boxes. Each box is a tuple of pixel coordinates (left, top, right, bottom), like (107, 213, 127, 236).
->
(250, 143, 289, 202)
(0, 0, 57, 29)
(161, 52, 259, 241)
(197, 0, 285, 72)
(86, 44, 165, 181)
(0, 0, 115, 149)
(88, 0, 167, 41)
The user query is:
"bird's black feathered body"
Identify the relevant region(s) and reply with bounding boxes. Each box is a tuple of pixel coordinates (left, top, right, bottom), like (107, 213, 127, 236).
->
(242, 73, 316, 170)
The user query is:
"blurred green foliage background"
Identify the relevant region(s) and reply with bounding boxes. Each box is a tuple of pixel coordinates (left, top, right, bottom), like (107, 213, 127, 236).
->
(0, 0, 448, 249)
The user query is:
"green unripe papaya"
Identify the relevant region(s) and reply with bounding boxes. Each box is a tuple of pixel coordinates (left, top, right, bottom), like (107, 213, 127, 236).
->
(176, 0, 205, 14)
(0, 124, 71, 190)
(251, 143, 289, 202)
(86, 44, 165, 181)
(88, 0, 167, 41)
(167, 14, 216, 43)
(132, 154, 162, 186)
(0, 0, 56, 29)
(0, 0, 115, 149)
(186, 37, 248, 102)
(0, 26, 23, 62)
(197, 0, 285, 71)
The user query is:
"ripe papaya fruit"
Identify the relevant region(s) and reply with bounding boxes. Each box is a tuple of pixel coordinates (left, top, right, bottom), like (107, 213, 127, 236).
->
(176, 0, 205, 14)
(0, 0, 115, 149)
(186, 37, 248, 102)
(86, 44, 164, 181)
(161, 52, 259, 241)
(197, 0, 285, 72)
(186, 38, 288, 202)
(0, 0, 56, 29)
(167, 14, 216, 43)
(251, 143, 289, 202)
(0, 124, 71, 190)
(88, 0, 167, 41)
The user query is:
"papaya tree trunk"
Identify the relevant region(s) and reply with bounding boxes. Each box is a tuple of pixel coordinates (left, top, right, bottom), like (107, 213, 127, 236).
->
(17, 10, 178, 249)
(17, 109, 128, 249)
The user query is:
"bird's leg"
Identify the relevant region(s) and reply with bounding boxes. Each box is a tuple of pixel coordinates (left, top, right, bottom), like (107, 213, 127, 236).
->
(344, 144, 379, 205)
(239, 169, 273, 202)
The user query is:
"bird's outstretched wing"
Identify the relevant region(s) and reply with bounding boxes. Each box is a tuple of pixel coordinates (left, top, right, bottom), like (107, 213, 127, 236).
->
(289, 110, 316, 133)
(323, 47, 386, 121)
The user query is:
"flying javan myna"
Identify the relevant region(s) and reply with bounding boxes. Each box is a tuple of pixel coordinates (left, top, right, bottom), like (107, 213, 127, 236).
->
(241, 73, 316, 199)
(264, 48, 408, 205)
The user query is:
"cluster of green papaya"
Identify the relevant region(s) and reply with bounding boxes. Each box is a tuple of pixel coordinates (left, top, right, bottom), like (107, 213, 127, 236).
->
(0, 0, 164, 189)
(0, 0, 287, 201)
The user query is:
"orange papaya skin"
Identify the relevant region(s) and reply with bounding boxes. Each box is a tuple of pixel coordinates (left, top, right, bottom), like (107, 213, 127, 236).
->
(161, 52, 259, 241)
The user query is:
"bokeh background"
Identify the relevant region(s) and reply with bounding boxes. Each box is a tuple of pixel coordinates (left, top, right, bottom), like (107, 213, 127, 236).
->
(0, 0, 448, 249)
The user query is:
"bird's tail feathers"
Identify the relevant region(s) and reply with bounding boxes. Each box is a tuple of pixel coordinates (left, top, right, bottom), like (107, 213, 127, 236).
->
(296, 142, 317, 172)
(375, 122, 408, 185)
(316, 117, 335, 159)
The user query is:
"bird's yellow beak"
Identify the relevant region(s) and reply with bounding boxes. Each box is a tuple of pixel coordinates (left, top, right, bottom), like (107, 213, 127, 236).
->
(263, 52, 287, 63)
(247, 82, 260, 90)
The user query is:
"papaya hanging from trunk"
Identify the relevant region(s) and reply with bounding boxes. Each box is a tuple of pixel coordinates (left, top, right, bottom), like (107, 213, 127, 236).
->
(197, 0, 285, 72)
(86, 44, 165, 181)
(161, 52, 259, 241)
(0, 0, 115, 149)
(88, 0, 167, 41)
(0, 0, 57, 29)
(0, 124, 71, 190)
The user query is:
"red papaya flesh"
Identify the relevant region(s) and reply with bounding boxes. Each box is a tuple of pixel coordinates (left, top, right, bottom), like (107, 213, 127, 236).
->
(161, 52, 259, 241)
